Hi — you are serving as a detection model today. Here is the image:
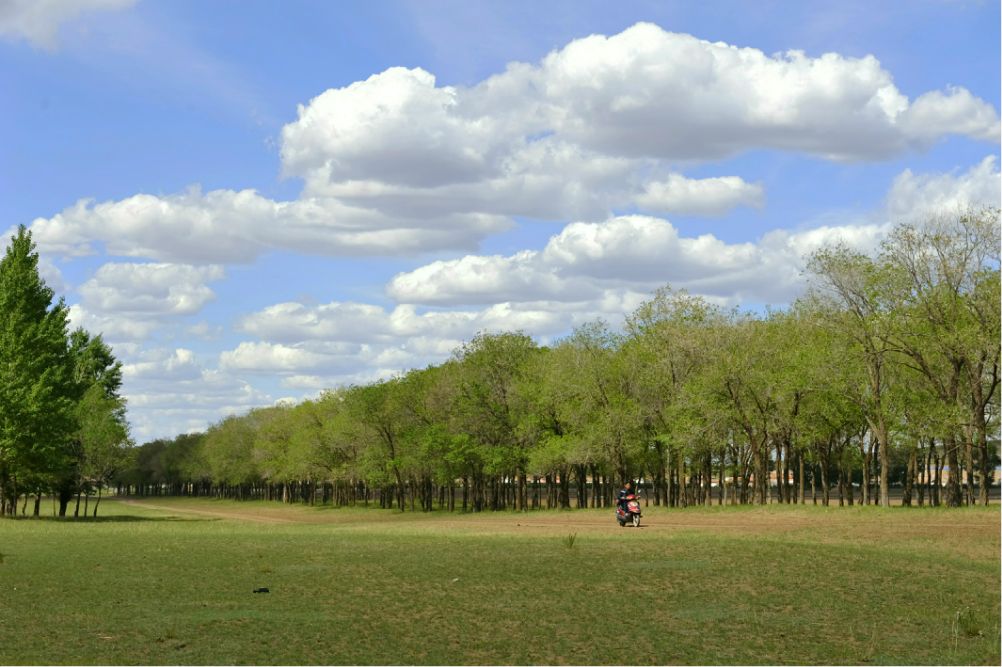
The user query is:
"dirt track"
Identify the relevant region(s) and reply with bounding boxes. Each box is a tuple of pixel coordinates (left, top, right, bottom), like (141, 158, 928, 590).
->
(117, 499, 998, 536)
(119, 500, 301, 524)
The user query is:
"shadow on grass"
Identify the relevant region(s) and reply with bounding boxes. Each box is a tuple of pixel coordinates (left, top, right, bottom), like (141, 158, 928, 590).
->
(4, 514, 217, 523)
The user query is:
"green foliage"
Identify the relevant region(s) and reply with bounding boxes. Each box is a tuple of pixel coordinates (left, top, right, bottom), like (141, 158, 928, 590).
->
(0, 226, 79, 512)
(76, 385, 131, 485)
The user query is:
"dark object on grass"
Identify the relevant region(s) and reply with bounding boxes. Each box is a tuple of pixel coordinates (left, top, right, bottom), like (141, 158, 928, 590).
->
(253, 587, 270, 593)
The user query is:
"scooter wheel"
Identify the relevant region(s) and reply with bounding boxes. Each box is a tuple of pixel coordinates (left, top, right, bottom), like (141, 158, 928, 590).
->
(618, 520, 625, 527)
(632, 515, 640, 527)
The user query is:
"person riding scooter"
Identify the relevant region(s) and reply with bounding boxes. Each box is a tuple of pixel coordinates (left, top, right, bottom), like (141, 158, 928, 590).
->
(616, 480, 642, 527)
(617, 480, 636, 510)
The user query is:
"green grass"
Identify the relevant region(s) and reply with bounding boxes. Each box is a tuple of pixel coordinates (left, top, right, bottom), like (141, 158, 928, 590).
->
(0, 499, 998, 665)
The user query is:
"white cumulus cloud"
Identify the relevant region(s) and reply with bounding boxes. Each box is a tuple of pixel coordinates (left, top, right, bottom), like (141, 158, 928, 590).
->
(78, 262, 224, 316)
(68, 304, 159, 342)
(117, 346, 273, 441)
(29, 187, 509, 262)
(387, 215, 888, 307)
(285, 23, 999, 203)
(884, 155, 1001, 222)
(636, 174, 765, 216)
(27, 24, 998, 266)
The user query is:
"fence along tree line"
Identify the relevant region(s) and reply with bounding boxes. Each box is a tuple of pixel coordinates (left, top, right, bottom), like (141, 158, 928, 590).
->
(115, 210, 1000, 511)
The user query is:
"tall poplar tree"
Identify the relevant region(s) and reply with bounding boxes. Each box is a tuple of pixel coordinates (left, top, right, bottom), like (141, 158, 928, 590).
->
(0, 226, 77, 515)
(65, 329, 129, 516)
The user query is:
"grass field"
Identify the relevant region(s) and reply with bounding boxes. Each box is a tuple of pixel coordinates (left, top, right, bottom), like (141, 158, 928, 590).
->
(0, 499, 998, 665)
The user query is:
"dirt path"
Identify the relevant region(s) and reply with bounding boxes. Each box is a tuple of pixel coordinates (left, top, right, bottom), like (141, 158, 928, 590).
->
(117, 500, 755, 530)
(114, 499, 997, 534)
(119, 499, 300, 524)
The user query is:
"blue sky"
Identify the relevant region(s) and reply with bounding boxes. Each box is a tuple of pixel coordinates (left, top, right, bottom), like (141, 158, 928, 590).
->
(1, 0, 999, 441)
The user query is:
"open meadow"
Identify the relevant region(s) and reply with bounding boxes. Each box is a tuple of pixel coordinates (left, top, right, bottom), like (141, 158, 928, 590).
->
(0, 499, 999, 665)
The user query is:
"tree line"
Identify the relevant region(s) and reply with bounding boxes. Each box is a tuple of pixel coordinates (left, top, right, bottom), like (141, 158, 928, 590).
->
(0, 227, 130, 517)
(119, 210, 1000, 511)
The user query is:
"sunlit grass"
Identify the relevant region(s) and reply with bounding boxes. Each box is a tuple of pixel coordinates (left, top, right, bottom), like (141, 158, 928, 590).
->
(0, 499, 998, 665)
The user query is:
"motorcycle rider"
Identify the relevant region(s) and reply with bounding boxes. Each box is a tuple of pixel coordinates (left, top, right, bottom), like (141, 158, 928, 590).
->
(617, 480, 636, 510)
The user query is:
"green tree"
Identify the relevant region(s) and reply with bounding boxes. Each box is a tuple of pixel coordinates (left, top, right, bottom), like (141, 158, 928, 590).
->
(624, 287, 725, 506)
(0, 226, 77, 516)
(61, 329, 128, 516)
(453, 332, 538, 510)
(75, 384, 131, 516)
(880, 208, 1001, 505)
(807, 245, 900, 507)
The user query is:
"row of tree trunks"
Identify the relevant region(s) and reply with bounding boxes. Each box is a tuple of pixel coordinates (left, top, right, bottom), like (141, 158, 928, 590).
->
(30, 434, 991, 514)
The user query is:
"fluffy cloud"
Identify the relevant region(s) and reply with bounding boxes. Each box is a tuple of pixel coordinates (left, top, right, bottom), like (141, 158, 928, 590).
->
(899, 88, 1001, 144)
(388, 215, 890, 307)
(281, 67, 509, 189)
(0, 0, 134, 49)
(122, 348, 202, 382)
(65, 263, 226, 344)
(220, 341, 359, 375)
(636, 174, 764, 216)
(219, 294, 646, 383)
(884, 155, 1001, 222)
(525, 25, 998, 160)
(78, 263, 224, 315)
(235, 300, 593, 345)
(68, 304, 160, 342)
(37, 255, 66, 293)
(30, 187, 509, 262)
(218, 339, 442, 385)
(285, 24, 999, 201)
(318, 137, 640, 223)
(28, 24, 997, 265)
(389, 158, 1001, 308)
(118, 347, 273, 441)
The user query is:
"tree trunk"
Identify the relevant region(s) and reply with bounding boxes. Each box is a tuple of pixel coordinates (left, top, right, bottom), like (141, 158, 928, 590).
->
(58, 483, 73, 517)
(903, 445, 916, 507)
(916, 443, 926, 506)
(929, 444, 937, 506)
(811, 465, 817, 505)
(963, 437, 975, 506)
(978, 435, 991, 507)
(876, 424, 889, 508)
(861, 439, 871, 506)
(718, 453, 725, 506)
(575, 465, 587, 509)
(558, 468, 570, 509)
(798, 453, 805, 504)
(837, 465, 844, 507)
(944, 436, 963, 507)
(821, 461, 829, 506)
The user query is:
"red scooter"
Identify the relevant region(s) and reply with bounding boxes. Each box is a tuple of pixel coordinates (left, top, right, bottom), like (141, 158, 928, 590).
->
(616, 493, 642, 527)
